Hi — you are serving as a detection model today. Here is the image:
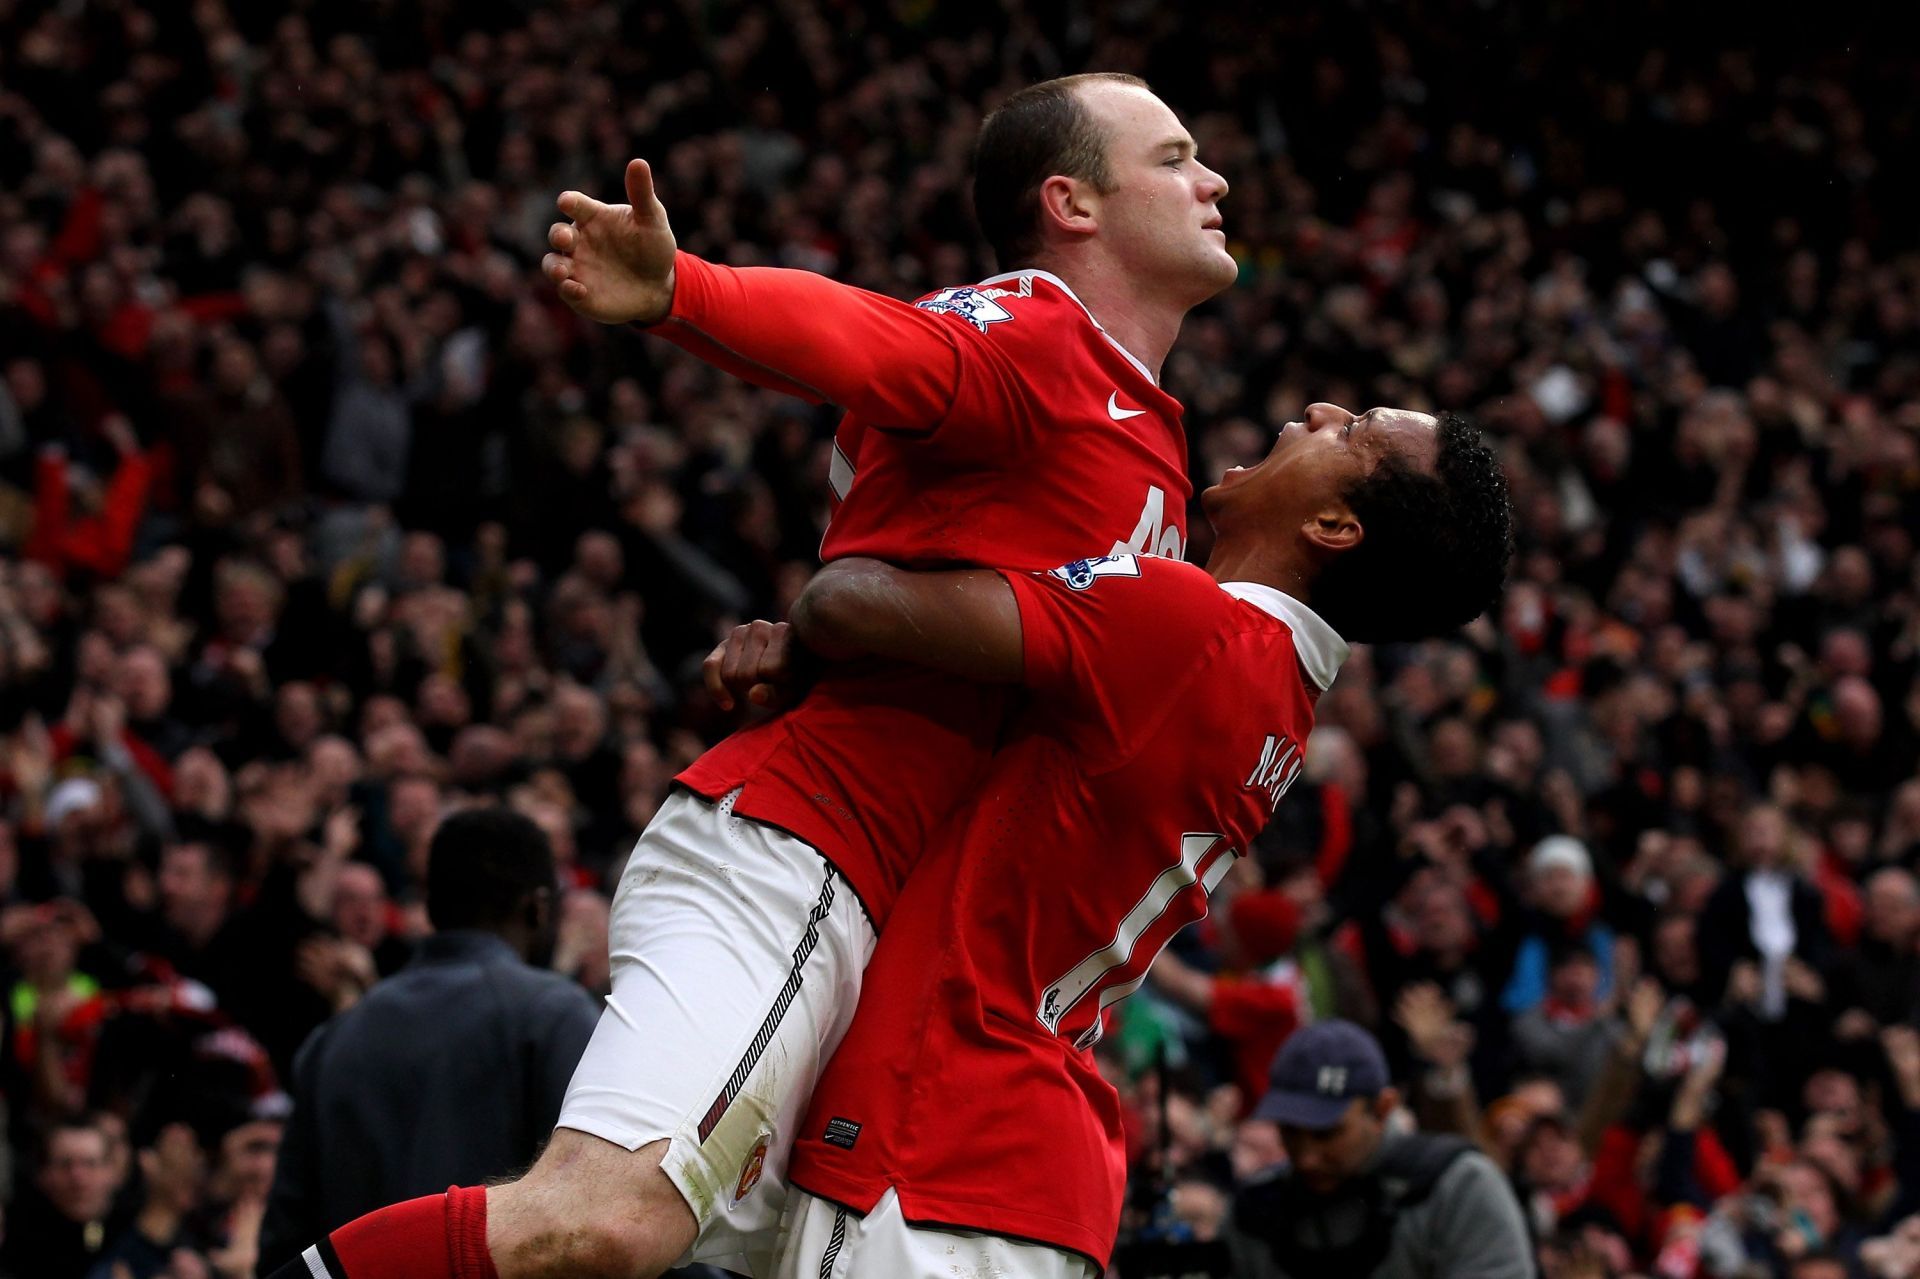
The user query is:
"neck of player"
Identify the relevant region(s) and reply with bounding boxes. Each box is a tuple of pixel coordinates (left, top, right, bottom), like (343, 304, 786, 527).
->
(1203, 534, 1315, 604)
(1043, 259, 1192, 382)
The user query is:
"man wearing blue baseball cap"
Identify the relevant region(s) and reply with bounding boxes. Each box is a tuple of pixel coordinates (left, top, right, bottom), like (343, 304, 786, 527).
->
(1227, 1020, 1533, 1279)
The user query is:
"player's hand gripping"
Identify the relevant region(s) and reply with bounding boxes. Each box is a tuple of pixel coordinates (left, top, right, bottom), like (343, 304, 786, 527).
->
(543, 158, 678, 325)
(704, 619, 806, 713)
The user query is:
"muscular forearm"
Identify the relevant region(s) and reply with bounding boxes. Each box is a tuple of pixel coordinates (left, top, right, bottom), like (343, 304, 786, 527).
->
(790, 559, 1022, 682)
(649, 252, 964, 429)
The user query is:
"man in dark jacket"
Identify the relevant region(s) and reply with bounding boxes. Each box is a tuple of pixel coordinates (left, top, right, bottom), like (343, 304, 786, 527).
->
(257, 809, 599, 1272)
(1227, 1020, 1534, 1279)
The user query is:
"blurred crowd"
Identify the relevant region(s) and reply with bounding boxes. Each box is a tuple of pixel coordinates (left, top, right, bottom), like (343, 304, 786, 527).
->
(2, 0, 1919, 1275)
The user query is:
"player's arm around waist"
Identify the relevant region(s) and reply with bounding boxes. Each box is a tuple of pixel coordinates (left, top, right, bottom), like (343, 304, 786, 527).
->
(790, 557, 1023, 683)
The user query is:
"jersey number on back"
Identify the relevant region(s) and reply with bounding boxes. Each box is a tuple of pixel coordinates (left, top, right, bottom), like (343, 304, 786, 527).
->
(1036, 833, 1237, 1050)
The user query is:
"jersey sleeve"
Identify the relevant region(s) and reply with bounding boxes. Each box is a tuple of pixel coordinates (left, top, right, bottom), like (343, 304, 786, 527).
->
(649, 253, 1045, 462)
(998, 555, 1231, 760)
(649, 251, 962, 425)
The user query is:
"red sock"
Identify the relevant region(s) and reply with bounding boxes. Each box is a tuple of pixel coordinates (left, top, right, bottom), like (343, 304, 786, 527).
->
(324, 1186, 499, 1279)
(447, 1185, 499, 1279)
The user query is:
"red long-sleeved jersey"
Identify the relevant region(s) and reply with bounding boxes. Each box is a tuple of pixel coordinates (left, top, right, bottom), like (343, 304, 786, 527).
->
(661, 253, 1192, 925)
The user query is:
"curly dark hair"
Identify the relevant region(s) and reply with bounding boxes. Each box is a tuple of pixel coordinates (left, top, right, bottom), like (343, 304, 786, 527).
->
(1309, 412, 1513, 644)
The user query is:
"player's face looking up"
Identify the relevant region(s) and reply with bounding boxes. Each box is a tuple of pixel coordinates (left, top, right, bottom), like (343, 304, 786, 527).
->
(1201, 402, 1441, 539)
(1051, 81, 1237, 303)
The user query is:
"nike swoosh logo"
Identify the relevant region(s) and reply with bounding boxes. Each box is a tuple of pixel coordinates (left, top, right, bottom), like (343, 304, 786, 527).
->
(1107, 392, 1146, 420)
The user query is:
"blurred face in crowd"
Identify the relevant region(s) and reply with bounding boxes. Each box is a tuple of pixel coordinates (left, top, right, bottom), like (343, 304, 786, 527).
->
(1532, 863, 1590, 919)
(210, 338, 259, 396)
(400, 531, 446, 588)
(1804, 1071, 1864, 1136)
(367, 721, 433, 778)
(116, 645, 172, 720)
(1546, 952, 1600, 1010)
(276, 680, 324, 750)
(1866, 869, 1920, 946)
(92, 585, 143, 646)
(1169, 1178, 1229, 1242)
(173, 748, 232, 819)
(215, 1119, 284, 1202)
(1068, 80, 1235, 306)
(12, 908, 81, 985)
(1278, 1092, 1395, 1195)
(574, 531, 623, 588)
(1832, 677, 1883, 751)
(333, 863, 390, 949)
(1411, 880, 1475, 957)
(1740, 805, 1790, 871)
(388, 775, 443, 841)
(308, 735, 362, 805)
(1230, 1118, 1285, 1180)
(1776, 1161, 1841, 1240)
(215, 565, 278, 641)
(418, 673, 472, 730)
(40, 1126, 115, 1224)
(1801, 1122, 1862, 1195)
(158, 843, 233, 942)
(1653, 915, 1700, 987)
(1519, 1119, 1585, 1191)
(552, 685, 607, 759)
(1489, 1079, 1567, 1166)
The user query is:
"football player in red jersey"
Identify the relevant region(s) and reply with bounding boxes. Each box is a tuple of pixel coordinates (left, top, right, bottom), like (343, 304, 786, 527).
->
(271, 75, 1237, 1279)
(748, 404, 1513, 1278)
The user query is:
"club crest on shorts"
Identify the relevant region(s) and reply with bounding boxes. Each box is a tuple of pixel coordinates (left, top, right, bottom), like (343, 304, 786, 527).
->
(1050, 553, 1141, 591)
(732, 1132, 772, 1205)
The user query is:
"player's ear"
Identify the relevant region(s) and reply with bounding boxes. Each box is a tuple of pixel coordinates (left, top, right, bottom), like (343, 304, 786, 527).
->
(1037, 174, 1101, 242)
(1302, 504, 1363, 557)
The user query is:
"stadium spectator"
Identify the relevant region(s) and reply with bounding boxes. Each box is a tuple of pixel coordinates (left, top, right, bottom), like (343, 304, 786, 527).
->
(1225, 1020, 1532, 1278)
(257, 809, 598, 1272)
(0, 1115, 122, 1277)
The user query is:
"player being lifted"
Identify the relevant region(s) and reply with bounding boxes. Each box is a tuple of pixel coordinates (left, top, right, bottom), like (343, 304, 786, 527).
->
(273, 73, 1234, 1279)
(730, 403, 1514, 1278)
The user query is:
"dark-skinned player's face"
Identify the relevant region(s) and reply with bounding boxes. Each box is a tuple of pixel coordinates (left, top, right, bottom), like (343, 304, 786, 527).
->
(1200, 402, 1440, 537)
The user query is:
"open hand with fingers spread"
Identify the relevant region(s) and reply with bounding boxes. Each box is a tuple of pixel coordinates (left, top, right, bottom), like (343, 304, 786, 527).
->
(542, 158, 679, 325)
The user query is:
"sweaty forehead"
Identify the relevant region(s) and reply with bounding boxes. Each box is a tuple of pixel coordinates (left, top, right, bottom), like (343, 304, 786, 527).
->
(1363, 407, 1441, 467)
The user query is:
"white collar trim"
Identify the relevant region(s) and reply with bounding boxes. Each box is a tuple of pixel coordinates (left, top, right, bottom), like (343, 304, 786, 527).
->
(1218, 582, 1350, 691)
(977, 268, 1158, 386)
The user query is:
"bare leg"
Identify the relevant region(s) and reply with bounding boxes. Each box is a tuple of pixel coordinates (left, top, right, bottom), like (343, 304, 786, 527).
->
(487, 1130, 699, 1279)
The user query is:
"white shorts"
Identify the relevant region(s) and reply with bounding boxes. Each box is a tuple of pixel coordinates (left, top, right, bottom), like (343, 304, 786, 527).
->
(774, 1188, 1098, 1279)
(557, 788, 877, 1278)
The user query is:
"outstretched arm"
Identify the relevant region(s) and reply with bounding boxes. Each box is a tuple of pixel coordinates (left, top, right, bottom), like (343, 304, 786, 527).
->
(790, 558, 1023, 682)
(544, 160, 968, 430)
